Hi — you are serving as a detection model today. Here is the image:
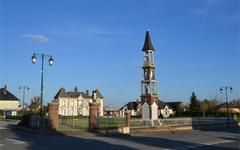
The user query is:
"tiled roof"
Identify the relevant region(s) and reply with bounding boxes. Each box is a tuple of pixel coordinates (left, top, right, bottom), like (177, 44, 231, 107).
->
(120, 102, 138, 111)
(95, 89, 104, 99)
(166, 101, 182, 110)
(158, 100, 173, 109)
(0, 87, 19, 101)
(54, 88, 67, 99)
(54, 87, 95, 99)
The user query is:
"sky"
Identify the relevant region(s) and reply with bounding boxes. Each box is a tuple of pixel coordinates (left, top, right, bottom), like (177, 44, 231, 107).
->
(0, 0, 239, 108)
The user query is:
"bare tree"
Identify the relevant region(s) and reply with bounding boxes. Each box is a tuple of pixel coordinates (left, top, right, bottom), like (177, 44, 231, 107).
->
(30, 96, 41, 113)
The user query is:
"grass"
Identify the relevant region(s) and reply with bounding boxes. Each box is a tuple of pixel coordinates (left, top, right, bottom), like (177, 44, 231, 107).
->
(98, 117, 125, 128)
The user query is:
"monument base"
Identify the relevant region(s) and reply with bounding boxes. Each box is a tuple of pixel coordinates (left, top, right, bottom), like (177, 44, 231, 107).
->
(142, 119, 161, 127)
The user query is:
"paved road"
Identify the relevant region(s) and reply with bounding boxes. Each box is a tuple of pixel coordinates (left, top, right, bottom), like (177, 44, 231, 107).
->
(0, 120, 239, 150)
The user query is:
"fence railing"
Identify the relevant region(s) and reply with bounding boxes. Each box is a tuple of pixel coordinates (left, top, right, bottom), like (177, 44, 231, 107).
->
(57, 116, 125, 131)
(29, 116, 50, 128)
(130, 117, 236, 129)
(58, 116, 89, 131)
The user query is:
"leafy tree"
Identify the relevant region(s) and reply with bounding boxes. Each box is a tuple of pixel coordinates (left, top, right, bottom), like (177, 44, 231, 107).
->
(189, 92, 200, 115)
(177, 103, 185, 112)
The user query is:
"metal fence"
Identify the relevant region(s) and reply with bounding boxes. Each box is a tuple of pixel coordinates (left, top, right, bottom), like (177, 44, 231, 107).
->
(58, 116, 89, 131)
(130, 117, 236, 129)
(29, 116, 50, 128)
(57, 116, 125, 131)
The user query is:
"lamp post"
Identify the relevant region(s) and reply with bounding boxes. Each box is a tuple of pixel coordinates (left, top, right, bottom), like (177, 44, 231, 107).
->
(31, 53, 54, 116)
(19, 86, 30, 113)
(219, 86, 233, 128)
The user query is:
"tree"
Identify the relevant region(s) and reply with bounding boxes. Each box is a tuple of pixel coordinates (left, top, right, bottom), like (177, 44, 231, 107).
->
(200, 99, 209, 117)
(189, 92, 200, 115)
(207, 98, 219, 115)
(30, 96, 41, 114)
(232, 99, 240, 108)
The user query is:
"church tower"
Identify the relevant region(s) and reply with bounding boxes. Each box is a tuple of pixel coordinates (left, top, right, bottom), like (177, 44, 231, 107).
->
(141, 30, 158, 121)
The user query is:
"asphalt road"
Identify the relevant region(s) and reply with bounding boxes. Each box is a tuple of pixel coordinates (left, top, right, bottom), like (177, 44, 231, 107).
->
(0, 120, 239, 150)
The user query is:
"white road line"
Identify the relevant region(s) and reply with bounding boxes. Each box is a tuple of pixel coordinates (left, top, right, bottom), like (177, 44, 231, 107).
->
(186, 145, 198, 148)
(0, 144, 4, 147)
(179, 139, 236, 150)
(203, 139, 235, 146)
(5, 138, 26, 144)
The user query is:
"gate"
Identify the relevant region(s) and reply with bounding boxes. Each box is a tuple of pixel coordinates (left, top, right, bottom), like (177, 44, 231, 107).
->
(57, 116, 89, 134)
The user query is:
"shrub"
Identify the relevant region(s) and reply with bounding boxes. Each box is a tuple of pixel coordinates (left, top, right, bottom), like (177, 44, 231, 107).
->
(0, 110, 4, 116)
(5, 115, 23, 120)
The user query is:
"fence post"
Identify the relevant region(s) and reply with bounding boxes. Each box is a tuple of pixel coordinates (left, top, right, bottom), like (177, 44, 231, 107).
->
(125, 111, 131, 127)
(47, 102, 59, 130)
(89, 102, 100, 131)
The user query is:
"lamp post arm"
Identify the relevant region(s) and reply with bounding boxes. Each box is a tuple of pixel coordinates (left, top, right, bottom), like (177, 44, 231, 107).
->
(34, 53, 52, 58)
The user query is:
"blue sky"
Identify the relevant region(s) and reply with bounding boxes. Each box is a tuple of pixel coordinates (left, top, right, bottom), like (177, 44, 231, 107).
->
(0, 0, 239, 108)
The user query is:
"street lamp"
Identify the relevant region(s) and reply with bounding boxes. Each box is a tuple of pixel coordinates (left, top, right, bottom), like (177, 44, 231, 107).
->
(219, 86, 233, 128)
(31, 53, 54, 116)
(19, 86, 30, 113)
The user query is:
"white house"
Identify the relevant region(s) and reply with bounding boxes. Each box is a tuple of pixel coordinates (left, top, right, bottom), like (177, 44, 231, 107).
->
(0, 85, 20, 116)
(119, 101, 141, 117)
(158, 101, 174, 118)
(54, 87, 104, 116)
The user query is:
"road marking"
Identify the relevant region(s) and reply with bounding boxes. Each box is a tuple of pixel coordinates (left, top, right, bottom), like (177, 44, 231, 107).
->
(0, 144, 4, 147)
(186, 145, 198, 148)
(5, 138, 26, 144)
(0, 127, 7, 129)
(180, 139, 236, 149)
(203, 139, 234, 146)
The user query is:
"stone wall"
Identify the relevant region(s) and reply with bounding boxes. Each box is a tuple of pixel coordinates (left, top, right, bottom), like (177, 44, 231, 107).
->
(48, 102, 59, 130)
(89, 102, 100, 131)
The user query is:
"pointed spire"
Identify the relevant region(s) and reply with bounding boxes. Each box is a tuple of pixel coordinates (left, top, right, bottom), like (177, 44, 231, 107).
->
(142, 30, 155, 51)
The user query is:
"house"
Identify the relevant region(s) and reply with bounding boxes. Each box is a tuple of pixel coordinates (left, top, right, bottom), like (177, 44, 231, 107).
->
(166, 101, 186, 113)
(158, 101, 174, 118)
(119, 101, 141, 117)
(217, 101, 240, 114)
(119, 99, 179, 118)
(54, 87, 104, 116)
(0, 85, 20, 116)
(19, 103, 30, 111)
(104, 106, 120, 117)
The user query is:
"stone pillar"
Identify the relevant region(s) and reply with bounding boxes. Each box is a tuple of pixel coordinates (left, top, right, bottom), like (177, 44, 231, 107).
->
(125, 111, 131, 127)
(48, 102, 59, 130)
(89, 102, 100, 131)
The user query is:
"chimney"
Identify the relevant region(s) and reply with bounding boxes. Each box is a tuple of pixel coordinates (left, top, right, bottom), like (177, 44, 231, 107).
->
(86, 90, 89, 96)
(74, 86, 78, 92)
(92, 90, 97, 100)
(3, 84, 7, 95)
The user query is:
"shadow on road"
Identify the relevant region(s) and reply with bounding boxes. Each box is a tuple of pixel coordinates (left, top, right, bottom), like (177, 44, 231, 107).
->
(110, 128, 240, 150)
(6, 124, 240, 150)
(7, 127, 137, 150)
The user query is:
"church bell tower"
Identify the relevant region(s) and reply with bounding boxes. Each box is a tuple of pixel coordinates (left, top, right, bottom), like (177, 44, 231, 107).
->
(141, 30, 158, 121)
